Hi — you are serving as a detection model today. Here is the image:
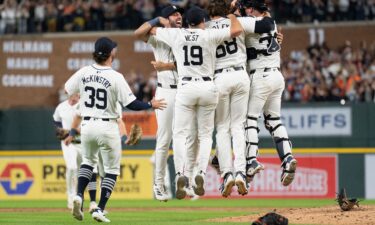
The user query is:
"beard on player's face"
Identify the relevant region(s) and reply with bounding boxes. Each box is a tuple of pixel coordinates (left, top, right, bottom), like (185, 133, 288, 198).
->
(169, 12, 182, 28)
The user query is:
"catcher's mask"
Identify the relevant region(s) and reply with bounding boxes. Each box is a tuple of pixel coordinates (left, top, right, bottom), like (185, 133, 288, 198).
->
(237, 0, 268, 16)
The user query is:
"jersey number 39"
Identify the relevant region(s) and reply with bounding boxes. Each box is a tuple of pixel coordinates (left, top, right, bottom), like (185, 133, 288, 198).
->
(84, 86, 107, 110)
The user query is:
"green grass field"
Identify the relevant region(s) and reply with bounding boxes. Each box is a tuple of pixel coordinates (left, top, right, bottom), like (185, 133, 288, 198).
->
(0, 199, 374, 225)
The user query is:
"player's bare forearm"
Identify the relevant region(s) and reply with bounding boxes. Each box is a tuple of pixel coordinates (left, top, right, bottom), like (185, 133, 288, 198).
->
(228, 14, 243, 38)
(134, 22, 153, 42)
(118, 117, 128, 137)
(151, 61, 176, 72)
(71, 114, 81, 133)
(64, 114, 81, 145)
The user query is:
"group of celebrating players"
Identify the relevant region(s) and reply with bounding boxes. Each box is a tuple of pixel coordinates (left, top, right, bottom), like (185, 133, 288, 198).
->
(136, 0, 297, 202)
(54, 0, 297, 223)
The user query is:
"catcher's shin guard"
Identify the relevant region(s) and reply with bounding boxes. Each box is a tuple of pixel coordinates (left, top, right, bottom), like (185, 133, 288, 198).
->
(264, 114, 292, 161)
(245, 115, 260, 159)
(245, 115, 264, 181)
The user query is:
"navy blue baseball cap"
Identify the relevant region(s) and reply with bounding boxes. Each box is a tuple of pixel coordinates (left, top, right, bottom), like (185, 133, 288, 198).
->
(186, 6, 205, 26)
(161, 5, 184, 18)
(94, 37, 117, 56)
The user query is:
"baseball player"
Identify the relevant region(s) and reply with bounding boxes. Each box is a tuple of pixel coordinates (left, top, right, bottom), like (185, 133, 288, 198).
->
(205, 0, 277, 197)
(53, 94, 82, 209)
(148, 6, 243, 199)
(65, 37, 165, 222)
(64, 102, 128, 214)
(241, 0, 297, 186)
(134, 5, 200, 201)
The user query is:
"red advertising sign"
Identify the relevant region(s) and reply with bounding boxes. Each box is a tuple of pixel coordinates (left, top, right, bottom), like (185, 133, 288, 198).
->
(204, 155, 337, 198)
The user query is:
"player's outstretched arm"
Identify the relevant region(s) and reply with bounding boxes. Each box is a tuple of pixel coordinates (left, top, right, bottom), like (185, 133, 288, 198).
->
(126, 98, 167, 111)
(151, 61, 176, 72)
(228, 14, 243, 38)
(134, 17, 170, 41)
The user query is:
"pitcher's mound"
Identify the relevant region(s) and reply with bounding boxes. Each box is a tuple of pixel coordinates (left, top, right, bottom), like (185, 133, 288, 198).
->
(208, 205, 375, 225)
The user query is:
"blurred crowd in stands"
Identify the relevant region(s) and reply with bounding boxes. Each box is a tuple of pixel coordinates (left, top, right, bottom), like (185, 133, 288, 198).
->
(1, 0, 375, 34)
(2, 0, 374, 103)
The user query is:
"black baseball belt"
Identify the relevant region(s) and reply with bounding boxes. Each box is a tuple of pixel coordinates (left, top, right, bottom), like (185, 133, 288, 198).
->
(157, 82, 177, 89)
(249, 67, 280, 74)
(214, 66, 244, 74)
(182, 76, 212, 81)
(83, 117, 113, 121)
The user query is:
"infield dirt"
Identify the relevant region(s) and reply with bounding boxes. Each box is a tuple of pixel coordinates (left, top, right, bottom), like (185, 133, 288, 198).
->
(208, 205, 375, 225)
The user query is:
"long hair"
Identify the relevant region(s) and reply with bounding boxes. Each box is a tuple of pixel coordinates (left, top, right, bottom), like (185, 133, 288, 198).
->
(92, 52, 110, 64)
(207, 0, 231, 17)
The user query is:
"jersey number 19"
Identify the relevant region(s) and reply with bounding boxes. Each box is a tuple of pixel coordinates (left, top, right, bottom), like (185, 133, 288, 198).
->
(183, 45, 203, 66)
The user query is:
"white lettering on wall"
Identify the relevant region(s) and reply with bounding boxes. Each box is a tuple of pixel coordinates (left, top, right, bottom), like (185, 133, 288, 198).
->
(69, 41, 95, 53)
(7, 58, 49, 70)
(2, 74, 54, 87)
(3, 41, 52, 53)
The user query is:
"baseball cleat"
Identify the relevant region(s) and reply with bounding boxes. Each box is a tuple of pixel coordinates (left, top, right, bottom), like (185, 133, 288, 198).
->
(220, 172, 235, 198)
(89, 201, 98, 214)
(175, 173, 188, 200)
(186, 186, 200, 200)
(92, 208, 110, 223)
(281, 155, 297, 186)
(246, 159, 264, 183)
(72, 195, 84, 221)
(210, 155, 221, 174)
(153, 184, 170, 202)
(193, 171, 205, 196)
(235, 172, 249, 196)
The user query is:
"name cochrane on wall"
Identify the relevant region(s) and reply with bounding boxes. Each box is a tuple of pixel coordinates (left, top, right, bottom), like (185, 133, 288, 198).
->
(2, 74, 54, 87)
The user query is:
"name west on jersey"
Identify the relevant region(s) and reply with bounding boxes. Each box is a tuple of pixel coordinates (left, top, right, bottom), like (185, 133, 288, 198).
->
(82, 75, 112, 89)
(184, 34, 199, 41)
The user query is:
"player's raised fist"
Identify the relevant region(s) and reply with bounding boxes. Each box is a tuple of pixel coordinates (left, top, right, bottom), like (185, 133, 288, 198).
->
(159, 17, 171, 28)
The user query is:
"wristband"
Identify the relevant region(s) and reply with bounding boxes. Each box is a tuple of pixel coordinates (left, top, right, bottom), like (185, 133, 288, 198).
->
(148, 17, 160, 27)
(121, 135, 127, 143)
(148, 101, 152, 108)
(69, 128, 78, 137)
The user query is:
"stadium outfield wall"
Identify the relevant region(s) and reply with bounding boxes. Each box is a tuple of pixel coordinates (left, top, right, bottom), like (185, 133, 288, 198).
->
(0, 103, 375, 199)
(0, 21, 374, 108)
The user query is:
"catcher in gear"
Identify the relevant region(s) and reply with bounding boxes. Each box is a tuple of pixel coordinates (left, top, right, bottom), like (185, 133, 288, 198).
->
(336, 188, 360, 211)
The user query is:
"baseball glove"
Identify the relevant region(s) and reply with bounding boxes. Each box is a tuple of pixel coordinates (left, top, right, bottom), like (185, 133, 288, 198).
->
(127, 124, 143, 145)
(56, 128, 69, 140)
(252, 212, 288, 225)
(336, 188, 360, 211)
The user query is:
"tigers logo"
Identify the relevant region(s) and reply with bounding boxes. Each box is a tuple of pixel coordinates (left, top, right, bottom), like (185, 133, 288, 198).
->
(0, 163, 33, 195)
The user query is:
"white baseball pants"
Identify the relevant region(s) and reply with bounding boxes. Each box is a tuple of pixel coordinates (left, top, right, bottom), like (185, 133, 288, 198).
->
(173, 79, 219, 176)
(246, 68, 291, 158)
(61, 142, 82, 205)
(214, 69, 250, 176)
(154, 86, 177, 186)
(81, 119, 121, 175)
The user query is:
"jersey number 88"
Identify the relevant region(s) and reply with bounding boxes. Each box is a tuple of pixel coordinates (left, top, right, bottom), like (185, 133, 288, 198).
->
(216, 38, 238, 58)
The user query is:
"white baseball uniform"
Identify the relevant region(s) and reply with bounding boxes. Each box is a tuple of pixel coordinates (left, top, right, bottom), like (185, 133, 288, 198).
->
(65, 63, 136, 175)
(53, 100, 82, 207)
(206, 17, 257, 176)
(147, 36, 178, 187)
(245, 18, 292, 161)
(155, 27, 231, 176)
